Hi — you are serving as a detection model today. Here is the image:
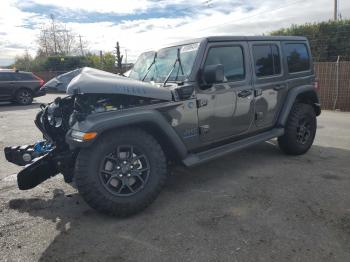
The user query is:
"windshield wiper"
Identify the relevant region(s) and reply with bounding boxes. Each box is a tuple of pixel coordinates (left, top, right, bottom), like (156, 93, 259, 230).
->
(163, 48, 185, 87)
(142, 52, 157, 81)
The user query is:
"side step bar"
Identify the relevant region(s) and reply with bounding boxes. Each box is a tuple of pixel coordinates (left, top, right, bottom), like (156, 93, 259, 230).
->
(183, 128, 284, 167)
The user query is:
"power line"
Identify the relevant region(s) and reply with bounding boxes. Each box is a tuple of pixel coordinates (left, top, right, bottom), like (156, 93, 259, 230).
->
(198, 0, 305, 32)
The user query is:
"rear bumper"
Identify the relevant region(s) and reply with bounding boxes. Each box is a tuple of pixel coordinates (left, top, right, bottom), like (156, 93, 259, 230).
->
(34, 89, 46, 98)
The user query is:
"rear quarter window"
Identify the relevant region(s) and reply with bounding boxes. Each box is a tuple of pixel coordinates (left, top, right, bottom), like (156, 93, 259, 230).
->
(284, 43, 310, 73)
(15, 73, 36, 80)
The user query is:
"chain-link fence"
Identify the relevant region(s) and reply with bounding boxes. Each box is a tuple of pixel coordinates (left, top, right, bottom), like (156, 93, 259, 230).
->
(315, 61, 350, 111)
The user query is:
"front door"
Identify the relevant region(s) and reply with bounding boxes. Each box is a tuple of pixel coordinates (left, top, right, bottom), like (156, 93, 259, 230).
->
(196, 42, 254, 143)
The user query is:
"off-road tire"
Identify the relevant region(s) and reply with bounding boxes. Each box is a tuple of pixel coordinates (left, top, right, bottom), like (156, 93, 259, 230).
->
(278, 103, 316, 155)
(75, 128, 167, 217)
(15, 88, 33, 105)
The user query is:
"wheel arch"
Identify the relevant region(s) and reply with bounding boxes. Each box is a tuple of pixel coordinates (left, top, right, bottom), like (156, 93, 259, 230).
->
(66, 109, 188, 162)
(12, 86, 33, 98)
(277, 85, 321, 127)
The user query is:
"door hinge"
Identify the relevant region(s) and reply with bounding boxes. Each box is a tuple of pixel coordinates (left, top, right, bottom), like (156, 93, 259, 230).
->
(254, 89, 262, 97)
(255, 112, 264, 121)
(196, 98, 208, 108)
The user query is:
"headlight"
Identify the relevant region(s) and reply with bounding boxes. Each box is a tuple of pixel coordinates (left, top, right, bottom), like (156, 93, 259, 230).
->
(47, 101, 62, 127)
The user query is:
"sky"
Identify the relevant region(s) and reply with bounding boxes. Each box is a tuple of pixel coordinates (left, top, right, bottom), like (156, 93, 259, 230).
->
(0, 0, 349, 66)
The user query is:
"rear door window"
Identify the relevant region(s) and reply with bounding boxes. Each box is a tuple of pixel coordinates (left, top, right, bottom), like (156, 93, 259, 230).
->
(253, 44, 281, 77)
(284, 43, 310, 73)
(204, 46, 245, 81)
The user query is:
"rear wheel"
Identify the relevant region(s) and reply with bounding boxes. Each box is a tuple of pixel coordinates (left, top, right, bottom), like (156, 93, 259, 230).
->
(75, 128, 167, 217)
(15, 89, 33, 105)
(278, 103, 316, 155)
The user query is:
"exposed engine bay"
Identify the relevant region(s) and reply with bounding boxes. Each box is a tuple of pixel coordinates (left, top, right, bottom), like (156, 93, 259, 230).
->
(4, 93, 166, 190)
(40, 94, 166, 141)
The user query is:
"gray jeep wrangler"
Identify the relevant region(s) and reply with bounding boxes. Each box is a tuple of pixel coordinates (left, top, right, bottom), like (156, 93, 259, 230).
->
(4, 36, 320, 217)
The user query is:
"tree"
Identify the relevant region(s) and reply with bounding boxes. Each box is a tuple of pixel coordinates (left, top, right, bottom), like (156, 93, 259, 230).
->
(14, 50, 33, 71)
(270, 19, 350, 62)
(37, 14, 87, 57)
(115, 42, 123, 73)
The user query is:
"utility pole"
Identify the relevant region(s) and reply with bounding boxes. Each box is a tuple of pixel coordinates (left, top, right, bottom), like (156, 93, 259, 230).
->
(334, 0, 338, 20)
(99, 50, 103, 67)
(50, 14, 57, 54)
(43, 29, 48, 56)
(78, 35, 84, 56)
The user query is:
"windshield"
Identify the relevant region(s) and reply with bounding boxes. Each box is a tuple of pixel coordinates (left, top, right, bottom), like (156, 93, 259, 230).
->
(129, 43, 199, 83)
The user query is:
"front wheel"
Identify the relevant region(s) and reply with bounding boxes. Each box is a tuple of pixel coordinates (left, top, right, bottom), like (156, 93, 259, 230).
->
(75, 128, 167, 217)
(278, 103, 317, 155)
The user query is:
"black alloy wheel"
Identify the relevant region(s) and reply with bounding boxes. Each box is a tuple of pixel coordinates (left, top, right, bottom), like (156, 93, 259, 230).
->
(99, 145, 150, 197)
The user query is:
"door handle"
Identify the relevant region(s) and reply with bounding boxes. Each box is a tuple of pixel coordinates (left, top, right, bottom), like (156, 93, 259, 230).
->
(237, 90, 252, 98)
(273, 84, 287, 91)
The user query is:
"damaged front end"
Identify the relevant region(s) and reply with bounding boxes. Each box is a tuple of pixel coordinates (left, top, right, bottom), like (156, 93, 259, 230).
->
(5, 96, 76, 189)
(4, 67, 173, 190)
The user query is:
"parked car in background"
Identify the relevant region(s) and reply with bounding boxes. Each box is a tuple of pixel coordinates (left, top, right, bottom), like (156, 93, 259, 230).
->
(42, 68, 81, 93)
(0, 69, 46, 105)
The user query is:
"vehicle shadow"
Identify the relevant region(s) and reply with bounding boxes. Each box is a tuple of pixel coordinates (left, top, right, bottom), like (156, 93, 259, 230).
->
(0, 101, 42, 112)
(7, 142, 350, 262)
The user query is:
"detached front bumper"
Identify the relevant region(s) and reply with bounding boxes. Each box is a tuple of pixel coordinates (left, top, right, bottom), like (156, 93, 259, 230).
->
(16, 153, 59, 190)
(4, 145, 58, 190)
(4, 143, 75, 190)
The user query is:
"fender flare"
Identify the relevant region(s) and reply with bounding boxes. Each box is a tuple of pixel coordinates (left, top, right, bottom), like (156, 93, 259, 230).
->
(277, 85, 321, 127)
(66, 109, 188, 159)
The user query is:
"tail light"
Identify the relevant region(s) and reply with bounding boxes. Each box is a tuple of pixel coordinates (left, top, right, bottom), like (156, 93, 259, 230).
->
(33, 74, 45, 87)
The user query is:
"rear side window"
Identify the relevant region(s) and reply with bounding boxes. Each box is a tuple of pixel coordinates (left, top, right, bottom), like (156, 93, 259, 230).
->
(204, 46, 245, 81)
(284, 43, 310, 73)
(253, 44, 281, 77)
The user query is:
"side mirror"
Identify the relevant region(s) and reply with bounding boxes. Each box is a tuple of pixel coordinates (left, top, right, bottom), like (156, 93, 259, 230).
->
(202, 64, 224, 85)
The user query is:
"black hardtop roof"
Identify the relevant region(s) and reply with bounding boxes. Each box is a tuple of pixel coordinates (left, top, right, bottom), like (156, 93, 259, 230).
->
(206, 35, 307, 42)
(166, 35, 307, 47)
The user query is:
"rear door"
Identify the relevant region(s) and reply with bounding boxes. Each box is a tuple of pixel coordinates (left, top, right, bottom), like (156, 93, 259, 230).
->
(196, 41, 254, 143)
(249, 41, 288, 128)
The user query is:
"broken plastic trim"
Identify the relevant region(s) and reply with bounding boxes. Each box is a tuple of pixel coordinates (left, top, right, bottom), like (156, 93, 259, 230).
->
(17, 151, 59, 190)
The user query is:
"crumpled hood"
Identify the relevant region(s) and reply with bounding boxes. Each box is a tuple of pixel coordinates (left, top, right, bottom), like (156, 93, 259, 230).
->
(66, 67, 173, 101)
